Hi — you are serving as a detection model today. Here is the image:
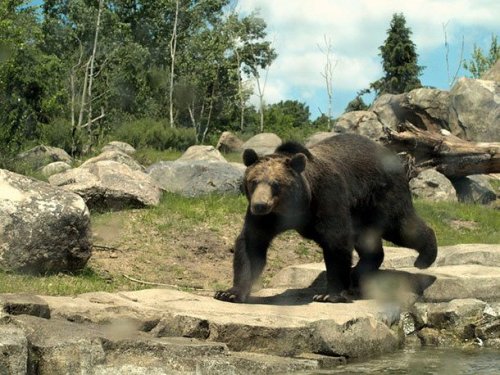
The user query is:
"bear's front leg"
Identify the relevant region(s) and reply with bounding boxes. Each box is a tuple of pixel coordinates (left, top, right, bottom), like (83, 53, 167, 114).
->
(312, 218, 354, 303)
(214, 217, 274, 303)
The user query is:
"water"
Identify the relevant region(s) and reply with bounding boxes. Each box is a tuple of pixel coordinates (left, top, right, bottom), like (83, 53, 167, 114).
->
(301, 348, 500, 375)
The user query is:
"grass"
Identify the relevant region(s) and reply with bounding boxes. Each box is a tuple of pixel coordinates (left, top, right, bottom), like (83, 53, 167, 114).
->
(0, 194, 498, 296)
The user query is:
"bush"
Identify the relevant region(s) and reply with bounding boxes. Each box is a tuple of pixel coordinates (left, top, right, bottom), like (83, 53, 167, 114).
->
(40, 118, 73, 153)
(111, 118, 196, 151)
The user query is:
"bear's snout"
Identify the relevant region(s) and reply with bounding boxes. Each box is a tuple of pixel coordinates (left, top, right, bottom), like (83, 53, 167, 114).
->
(250, 184, 274, 215)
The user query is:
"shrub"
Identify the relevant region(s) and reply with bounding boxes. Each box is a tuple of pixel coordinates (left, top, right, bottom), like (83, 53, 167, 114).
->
(40, 118, 73, 154)
(111, 118, 196, 151)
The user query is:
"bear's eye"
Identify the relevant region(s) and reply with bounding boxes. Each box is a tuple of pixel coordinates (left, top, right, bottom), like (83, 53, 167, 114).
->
(249, 180, 258, 191)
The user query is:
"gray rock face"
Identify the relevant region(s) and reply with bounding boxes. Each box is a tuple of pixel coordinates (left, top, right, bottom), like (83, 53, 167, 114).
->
(371, 89, 450, 133)
(451, 175, 497, 205)
(177, 145, 227, 163)
(40, 161, 72, 177)
(147, 160, 244, 197)
(449, 78, 500, 141)
(409, 169, 457, 202)
(49, 161, 162, 210)
(334, 110, 386, 142)
(0, 169, 91, 274)
(15, 145, 72, 170)
(242, 133, 282, 156)
(81, 150, 144, 172)
(216, 131, 244, 153)
(481, 59, 500, 81)
(101, 141, 136, 155)
(0, 325, 28, 375)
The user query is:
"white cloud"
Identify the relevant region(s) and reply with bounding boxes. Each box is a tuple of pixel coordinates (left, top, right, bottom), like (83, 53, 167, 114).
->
(237, 0, 500, 113)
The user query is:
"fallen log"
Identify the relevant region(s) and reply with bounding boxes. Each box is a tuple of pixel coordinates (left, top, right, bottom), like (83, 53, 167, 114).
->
(383, 122, 500, 178)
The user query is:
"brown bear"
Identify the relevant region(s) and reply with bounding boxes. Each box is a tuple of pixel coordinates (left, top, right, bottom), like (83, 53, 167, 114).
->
(214, 133, 437, 303)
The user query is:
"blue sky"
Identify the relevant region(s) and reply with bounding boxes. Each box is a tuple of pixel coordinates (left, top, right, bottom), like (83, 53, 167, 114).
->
(238, 0, 500, 118)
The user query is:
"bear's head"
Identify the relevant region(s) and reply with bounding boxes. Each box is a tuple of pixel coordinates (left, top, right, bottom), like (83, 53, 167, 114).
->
(242, 148, 311, 216)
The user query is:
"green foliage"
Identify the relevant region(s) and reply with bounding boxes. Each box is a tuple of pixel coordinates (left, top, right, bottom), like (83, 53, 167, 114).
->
(111, 118, 196, 151)
(370, 13, 424, 96)
(40, 118, 74, 153)
(345, 96, 369, 113)
(463, 34, 499, 78)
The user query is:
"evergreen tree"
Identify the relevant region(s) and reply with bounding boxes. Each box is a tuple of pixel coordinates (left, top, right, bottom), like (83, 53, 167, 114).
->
(370, 13, 424, 96)
(463, 34, 499, 78)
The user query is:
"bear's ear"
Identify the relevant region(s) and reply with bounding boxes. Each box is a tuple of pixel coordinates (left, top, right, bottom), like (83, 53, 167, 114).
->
(289, 153, 307, 174)
(242, 149, 259, 167)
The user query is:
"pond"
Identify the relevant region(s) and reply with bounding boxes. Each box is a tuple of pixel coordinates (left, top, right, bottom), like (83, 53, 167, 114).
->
(300, 347, 500, 375)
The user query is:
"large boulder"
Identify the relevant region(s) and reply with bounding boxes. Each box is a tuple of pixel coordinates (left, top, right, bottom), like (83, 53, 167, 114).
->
(177, 145, 227, 163)
(101, 141, 136, 155)
(242, 133, 282, 156)
(448, 78, 500, 141)
(334, 110, 386, 142)
(371, 89, 450, 132)
(15, 145, 72, 170)
(451, 175, 497, 205)
(80, 150, 144, 172)
(216, 131, 244, 153)
(481, 59, 500, 81)
(147, 160, 245, 197)
(0, 169, 91, 274)
(41, 161, 72, 177)
(49, 161, 162, 210)
(409, 169, 457, 202)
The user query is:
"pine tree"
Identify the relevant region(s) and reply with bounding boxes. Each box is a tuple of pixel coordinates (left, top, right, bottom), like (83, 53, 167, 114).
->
(371, 13, 424, 96)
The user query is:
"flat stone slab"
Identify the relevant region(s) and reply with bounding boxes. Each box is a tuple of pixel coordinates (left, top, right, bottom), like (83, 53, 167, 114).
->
(36, 288, 401, 359)
(270, 244, 500, 302)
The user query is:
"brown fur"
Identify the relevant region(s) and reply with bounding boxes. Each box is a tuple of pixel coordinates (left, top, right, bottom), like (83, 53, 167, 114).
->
(215, 134, 437, 303)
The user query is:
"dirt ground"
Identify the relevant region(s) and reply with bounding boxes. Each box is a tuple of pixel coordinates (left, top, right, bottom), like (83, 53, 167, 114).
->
(90, 208, 323, 294)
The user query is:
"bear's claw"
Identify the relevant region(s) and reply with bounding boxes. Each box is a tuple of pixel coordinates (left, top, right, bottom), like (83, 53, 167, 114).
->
(214, 290, 243, 303)
(313, 292, 353, 303)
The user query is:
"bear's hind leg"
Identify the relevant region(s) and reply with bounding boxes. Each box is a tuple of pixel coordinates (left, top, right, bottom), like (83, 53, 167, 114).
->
(351, 229, 384, 294)
(387, 213, 437, 269)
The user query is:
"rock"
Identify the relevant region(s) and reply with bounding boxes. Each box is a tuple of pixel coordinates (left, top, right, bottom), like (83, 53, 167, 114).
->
(40, 161, 72, 177)
(147, 160, 244, 197)
(269, 244, 500, 302)
(449, 77, 500, 141)
(0, 294, 51, 318)
(242, 133, 282, 156)
(409, 169, 457, 201)
(177, 145, 227, 163)
(371, 89, 451, 133)
(451, 175, 497, 205)
(49, 161, 162, 210)
(0, 325, 28, 375)
(481, 59, 500, 81)
(80, 150, 144, 171)
(334, 110, 387, 142)
(216, 131, 244, 153)
(15, 145, 72, 170)
(305, 132, 334, 148)
(101, 141, 136, 155)
(0, 169, 91, 274)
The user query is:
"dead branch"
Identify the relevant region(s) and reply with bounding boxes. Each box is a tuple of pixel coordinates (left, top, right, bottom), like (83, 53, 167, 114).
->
(383, 122, 500, 178)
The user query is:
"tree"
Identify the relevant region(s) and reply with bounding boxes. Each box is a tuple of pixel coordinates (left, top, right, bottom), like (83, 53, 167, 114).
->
(370, 13, 424, 96)
(318, 35, 336, 129)
(463, 34, 499, 78)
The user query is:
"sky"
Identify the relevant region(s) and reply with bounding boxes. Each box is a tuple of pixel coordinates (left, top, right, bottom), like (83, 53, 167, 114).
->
(236, 0, 500, 119)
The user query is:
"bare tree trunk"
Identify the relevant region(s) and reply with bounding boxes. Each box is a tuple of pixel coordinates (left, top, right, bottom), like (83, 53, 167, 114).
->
(169, 0, 180, 128)
(85, 0, 104, 153)
(202, 85, 216, 144)
(319, 35, 336, 130)
(234, 48, 245, 132)
(384, 122, 500, 178)
(254, 63, 270, 133)
(443, 22, 464, 88)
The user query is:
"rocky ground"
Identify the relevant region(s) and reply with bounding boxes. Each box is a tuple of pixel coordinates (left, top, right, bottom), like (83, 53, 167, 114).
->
(1, 244, 499, 374)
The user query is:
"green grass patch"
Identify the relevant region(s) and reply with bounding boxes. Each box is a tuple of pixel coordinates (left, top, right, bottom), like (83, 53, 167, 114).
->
(134, 148, 182, 166)
(414, 200, 499, 245)
(0, 267, 143, 296)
